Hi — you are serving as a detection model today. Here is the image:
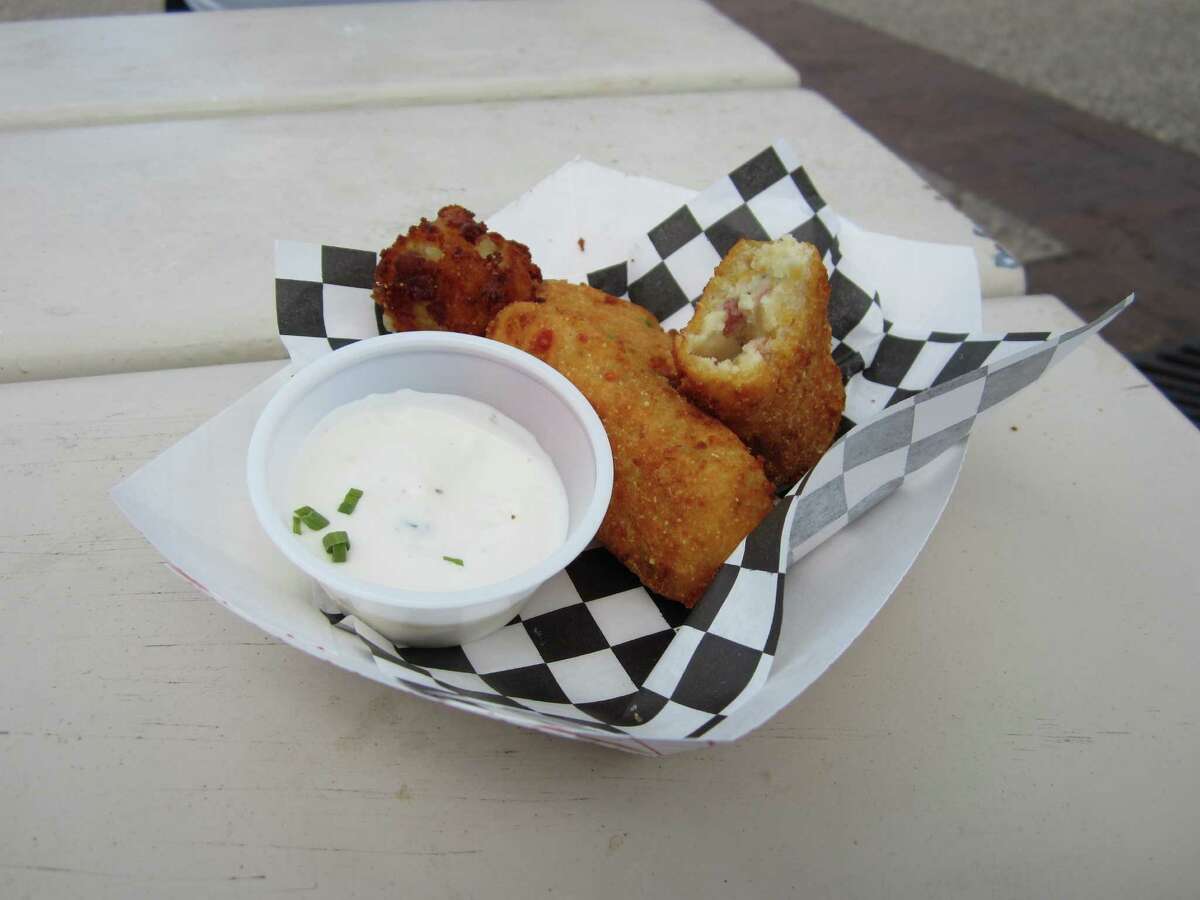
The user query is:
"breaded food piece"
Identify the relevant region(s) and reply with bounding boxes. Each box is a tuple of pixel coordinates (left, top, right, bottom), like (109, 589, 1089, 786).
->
(488, 292, 774, 607)
(672, 236, 845, 487)
(537, 280, 677, 379)
(373, 205, 542, 336)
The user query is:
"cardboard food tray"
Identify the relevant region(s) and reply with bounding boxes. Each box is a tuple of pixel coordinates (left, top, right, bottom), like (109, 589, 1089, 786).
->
(113, 144, 1128, 755)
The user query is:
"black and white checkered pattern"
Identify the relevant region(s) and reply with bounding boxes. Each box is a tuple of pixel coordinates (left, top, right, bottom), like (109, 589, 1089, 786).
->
(274, 144, 1131, 748)
(783, 299, 1132, 564)
(274, 240, 387, 366)
(582, 140, 1123, 448)
(586, 142, 885, 374)
(843, 326, 1056, 432)
(322, 509, 790, 744)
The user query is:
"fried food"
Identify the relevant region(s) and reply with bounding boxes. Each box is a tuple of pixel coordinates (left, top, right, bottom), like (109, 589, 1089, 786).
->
(537, 280, 676, 379)
(488, 286, 775, 607)
(672, 236, 845, 487)
(373, 205, 542, 336)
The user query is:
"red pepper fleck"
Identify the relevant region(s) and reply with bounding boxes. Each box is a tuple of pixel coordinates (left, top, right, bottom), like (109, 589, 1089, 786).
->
(577, 333, 589, 343)
(603, 371, 617, 381)
(532, 328, 554, 353)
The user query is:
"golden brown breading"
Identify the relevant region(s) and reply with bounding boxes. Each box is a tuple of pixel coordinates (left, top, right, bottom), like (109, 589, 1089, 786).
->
(373, 205, 542, 336)
(536, 280, 677, 379)
(672, 236, 845, 487)
(488, 288, 775, 607)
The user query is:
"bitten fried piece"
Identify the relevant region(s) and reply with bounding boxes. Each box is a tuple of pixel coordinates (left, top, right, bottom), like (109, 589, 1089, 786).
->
(672, 236, 845, 487)
(373, 205, 542, 336)
(488, 290, 775, 607)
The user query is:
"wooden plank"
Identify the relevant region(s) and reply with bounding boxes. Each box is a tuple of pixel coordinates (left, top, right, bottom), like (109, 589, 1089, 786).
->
(1, 300, 1198, 897)
(0, 87, 1013, 384)
(0, 0, 796, 130)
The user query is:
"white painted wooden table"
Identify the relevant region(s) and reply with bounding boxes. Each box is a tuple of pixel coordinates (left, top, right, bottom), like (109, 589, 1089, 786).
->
(2, 296, 1197, 898)
(0, 87, 1019, 384)
(0, 0, 1024, 385)
(0, 0, 797, 129)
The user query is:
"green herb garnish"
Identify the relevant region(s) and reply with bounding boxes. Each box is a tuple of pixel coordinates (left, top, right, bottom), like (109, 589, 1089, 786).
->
(442, 556, 464, 567)
(338, 487, 364, 515)
(322, 531, 350, 550)
(322, 531, 350, 563)
(293, 506, 329, 531)
(292, 515, 302, 535)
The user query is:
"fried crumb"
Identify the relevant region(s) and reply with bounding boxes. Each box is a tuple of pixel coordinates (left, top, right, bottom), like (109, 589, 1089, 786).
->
(372, 205, 541, 336)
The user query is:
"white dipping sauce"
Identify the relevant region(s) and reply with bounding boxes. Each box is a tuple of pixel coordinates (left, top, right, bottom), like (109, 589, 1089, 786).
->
(288, 389, 568, 591)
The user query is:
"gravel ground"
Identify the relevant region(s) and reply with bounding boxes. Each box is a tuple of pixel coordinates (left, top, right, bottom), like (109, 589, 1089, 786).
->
(802, 0, 1200, 156)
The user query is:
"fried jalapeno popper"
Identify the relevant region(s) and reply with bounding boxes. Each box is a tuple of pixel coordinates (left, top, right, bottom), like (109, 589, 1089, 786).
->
(672, 236, 845, 487)
(488, 286, 774, 607)
(373, 205, 542, 336)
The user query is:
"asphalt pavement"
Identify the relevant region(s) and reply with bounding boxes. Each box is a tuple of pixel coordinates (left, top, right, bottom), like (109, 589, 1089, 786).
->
(804, 0, 1200, 158)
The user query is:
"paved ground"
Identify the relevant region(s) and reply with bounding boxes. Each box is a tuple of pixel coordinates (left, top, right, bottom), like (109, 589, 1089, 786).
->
(803, 0, 1200, 158)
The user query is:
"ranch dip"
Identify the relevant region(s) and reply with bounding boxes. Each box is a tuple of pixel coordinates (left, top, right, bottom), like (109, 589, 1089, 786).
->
(288, 389, 568, 591)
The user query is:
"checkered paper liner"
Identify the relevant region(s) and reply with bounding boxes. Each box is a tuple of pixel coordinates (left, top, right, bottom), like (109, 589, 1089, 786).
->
(272, 145, 1129, 749)
(582, 140, 1064, 436)
(580, 139, 1131, 581)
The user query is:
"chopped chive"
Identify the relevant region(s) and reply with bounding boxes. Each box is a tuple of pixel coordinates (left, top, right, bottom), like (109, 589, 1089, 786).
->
(338, 487, 363, 515)
(442, 556, 464, 567)
(292, 515, 301, 535)
(293, 505, 329, 530)
(331, 544, 347, 563)
(322, 531, 350, 552)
